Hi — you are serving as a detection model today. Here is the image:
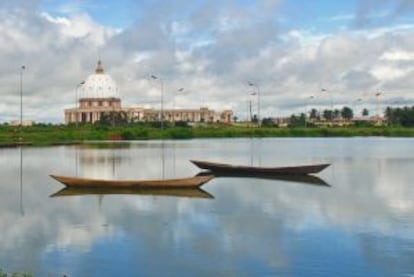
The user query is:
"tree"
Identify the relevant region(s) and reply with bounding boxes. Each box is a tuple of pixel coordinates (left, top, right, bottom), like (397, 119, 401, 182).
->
(309, 108, 319, 120)
(341, 106, 353, 120)
(383, 106, 414, 127)
(289, 113, 306, 127)
(323, 110, 333, 120)
(362, 108, 369, 116)
(261, 117, 275, 127)
(251, 114, 258, 123)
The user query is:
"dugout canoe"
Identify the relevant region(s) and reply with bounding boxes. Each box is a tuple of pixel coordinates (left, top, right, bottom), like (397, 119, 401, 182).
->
(50, 174, 214, 188)
(191, 160, 330, 175)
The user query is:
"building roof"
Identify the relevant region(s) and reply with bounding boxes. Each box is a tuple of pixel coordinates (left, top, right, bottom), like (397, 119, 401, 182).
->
(78, 60, 119, 99)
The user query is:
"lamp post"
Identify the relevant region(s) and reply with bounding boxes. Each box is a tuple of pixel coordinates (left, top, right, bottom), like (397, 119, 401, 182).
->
(19, 65, 26, 142)
(375, 92, 382, 123)
(321, 88, 333, 125)
(173, 88, 184, 124)
(250, 91, 256, 123)
(248, 82, 260, 126)
(75, 81, 85, 126)
(306, 95, 314, 128)
(151, 75, 164, 129)
(352, 98, 362, 119)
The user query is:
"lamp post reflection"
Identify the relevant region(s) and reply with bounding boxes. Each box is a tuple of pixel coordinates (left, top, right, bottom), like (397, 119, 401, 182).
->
(19, 146, 24, 216)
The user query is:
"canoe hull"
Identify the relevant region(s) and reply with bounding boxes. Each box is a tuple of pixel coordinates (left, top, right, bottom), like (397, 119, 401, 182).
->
(191, 160, 330, 175)
(50, 174, 214, 188)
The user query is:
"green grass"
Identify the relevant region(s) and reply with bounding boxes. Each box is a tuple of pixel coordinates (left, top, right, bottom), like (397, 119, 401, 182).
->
(0, 268, 32, 277)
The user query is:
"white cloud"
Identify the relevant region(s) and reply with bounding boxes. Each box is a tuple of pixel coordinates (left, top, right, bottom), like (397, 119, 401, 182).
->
(380, 50, 414, 61)
(371, 65, 409, 81)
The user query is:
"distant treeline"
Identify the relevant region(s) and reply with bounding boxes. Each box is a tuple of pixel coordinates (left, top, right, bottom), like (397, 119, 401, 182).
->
(385, 106, 414, 127)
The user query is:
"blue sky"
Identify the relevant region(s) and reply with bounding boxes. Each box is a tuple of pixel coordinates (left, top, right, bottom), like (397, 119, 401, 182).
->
(1, 0, 414, 122)
(38, 0, 412, 33)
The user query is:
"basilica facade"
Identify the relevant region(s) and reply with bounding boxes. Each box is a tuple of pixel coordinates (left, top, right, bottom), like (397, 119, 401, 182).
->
(64, 61, 233, 125)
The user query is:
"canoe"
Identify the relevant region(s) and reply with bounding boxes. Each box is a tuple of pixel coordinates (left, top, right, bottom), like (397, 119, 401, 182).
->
(50, 174, 214, 188)
(191, 160, 330, 175)
(50, 187, 214, 199)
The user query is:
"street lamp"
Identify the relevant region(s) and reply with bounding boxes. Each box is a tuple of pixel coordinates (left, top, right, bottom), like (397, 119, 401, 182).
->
(352, 98, 362, 118)
(19, 65, 26, 142)
(375, 92, 382, 122)
(75, 81, 85, 126)
(174, 87, 184, 110)
(321, 88, 333, 125)
(249, 91, 257, 122)
(151, 75, 164, 129)
(306, 95, 314, 128)
(173, 88, 184, 124)
(248, 81, 260, 126)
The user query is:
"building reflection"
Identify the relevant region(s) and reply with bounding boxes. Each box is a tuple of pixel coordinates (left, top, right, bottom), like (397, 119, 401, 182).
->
(75, 145, 130, 180)
(73, 142, 181, 181)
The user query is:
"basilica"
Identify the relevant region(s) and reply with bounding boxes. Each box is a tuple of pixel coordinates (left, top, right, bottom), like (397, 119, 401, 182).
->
(64, 60, 233, 125)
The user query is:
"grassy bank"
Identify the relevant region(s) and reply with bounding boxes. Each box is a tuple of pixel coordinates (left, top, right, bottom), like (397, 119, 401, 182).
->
(1, 124, 414, 147)
(0, 268, 32, 277)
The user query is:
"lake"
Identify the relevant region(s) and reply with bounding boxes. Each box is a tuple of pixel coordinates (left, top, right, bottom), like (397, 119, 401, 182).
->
(1, 138, 414, 276)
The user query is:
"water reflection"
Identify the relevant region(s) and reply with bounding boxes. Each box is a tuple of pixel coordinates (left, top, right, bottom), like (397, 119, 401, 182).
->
(50, 187, 214, 199)
(197, 170, 330, 186)
(19, 146, 24, 216)
(1, 138, 414, 276)
(75, 144, 129, 180)
(74, 141, 177, 180)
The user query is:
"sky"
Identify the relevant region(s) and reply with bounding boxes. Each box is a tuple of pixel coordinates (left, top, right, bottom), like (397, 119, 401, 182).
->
(1, 0, 414, 123)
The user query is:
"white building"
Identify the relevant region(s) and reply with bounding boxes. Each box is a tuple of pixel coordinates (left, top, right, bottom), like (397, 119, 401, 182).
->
(65, 60, 233, 124)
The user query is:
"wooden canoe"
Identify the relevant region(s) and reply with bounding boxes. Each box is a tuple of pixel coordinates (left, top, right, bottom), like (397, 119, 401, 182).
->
(191, 160, 330, 175)
(50, 174, 214, 188)
(50, 187, 214, 199)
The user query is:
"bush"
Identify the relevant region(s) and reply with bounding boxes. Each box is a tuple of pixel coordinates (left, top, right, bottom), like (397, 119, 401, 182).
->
(174, 121, 189, 127)
(168, 128, 192, 139)
(121, 130, 134, 140)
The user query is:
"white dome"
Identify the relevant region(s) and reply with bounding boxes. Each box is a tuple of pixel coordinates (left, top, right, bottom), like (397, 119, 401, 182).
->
(79, 60, 119, 99)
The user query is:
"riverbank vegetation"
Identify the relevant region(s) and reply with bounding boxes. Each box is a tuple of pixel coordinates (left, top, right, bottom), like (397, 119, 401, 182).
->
(1, 120, 414, 147)
(0, 268, 32, 277)
(1, 105, 414, 146)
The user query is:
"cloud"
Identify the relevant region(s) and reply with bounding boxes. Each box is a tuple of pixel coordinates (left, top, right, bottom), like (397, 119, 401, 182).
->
(1, 1, 414, 122)
(342, 70, 378, 90)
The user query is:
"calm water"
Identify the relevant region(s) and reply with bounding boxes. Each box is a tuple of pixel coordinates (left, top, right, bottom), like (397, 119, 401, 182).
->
(1, 138, 414, 276)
